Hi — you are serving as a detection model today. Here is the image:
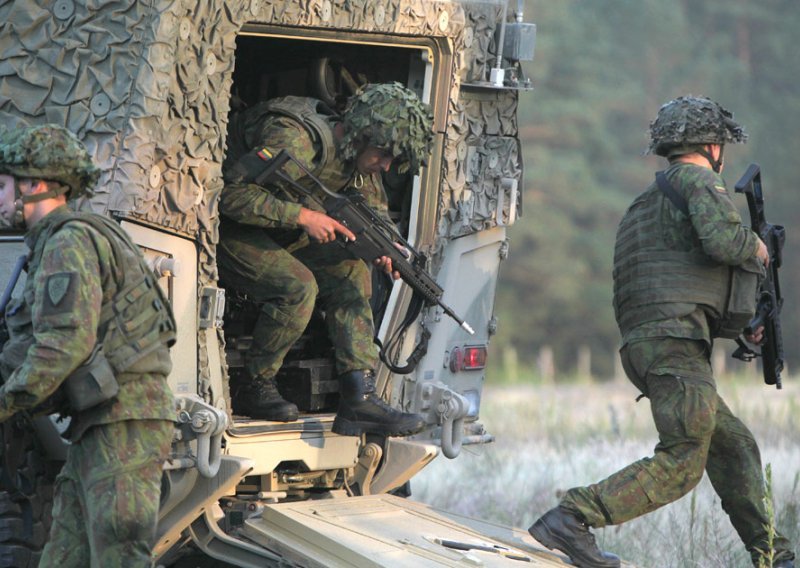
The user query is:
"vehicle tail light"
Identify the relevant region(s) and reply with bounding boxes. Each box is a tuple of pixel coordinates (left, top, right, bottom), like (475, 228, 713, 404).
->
(449, 345, 488, 372)
(463, 346, 487, 370)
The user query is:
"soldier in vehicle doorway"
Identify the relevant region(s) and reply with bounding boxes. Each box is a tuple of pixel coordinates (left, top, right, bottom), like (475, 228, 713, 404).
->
(0, 125, 176, 567)
(529, 97, 795, 568)
(219, 82, 431, 436)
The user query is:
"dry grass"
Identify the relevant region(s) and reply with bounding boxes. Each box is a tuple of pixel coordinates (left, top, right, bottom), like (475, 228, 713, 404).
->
(412, 377, 800, 568)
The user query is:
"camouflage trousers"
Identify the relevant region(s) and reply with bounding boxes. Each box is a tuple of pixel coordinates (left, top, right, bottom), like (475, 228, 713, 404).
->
(40, 419, 173, 568)
(218, 228, 377, 379)
(560, 338, 794, 566)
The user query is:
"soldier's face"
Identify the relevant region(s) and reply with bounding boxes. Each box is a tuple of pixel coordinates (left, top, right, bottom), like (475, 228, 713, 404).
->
(0, 174, 17, 225)
(356, 147, 394, 175)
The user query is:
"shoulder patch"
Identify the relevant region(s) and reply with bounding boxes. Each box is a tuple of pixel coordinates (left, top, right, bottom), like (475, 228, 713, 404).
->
(44, 272, 77, 314)
(713, 184, 727, 193)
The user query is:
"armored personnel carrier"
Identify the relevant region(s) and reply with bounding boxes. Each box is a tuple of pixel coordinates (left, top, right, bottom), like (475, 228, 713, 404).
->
(0, 1, 584, 566)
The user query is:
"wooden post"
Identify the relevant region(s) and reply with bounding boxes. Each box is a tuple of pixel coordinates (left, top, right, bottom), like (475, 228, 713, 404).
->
(502, 345, 519, 383)
(578, 345, 592, 381)
(538, 345, 555, 384)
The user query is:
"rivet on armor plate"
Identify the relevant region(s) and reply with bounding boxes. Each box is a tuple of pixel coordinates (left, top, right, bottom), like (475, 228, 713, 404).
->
(179, 18, 191, 40)
(90, 93, 111, 116)
(149, 165, 161, 188)
(205, 53, 217, 75)
(250, 0, 261, 17)
(464, 26, 474, 48)
(375, 5, 386, 26)
(53, 0, 75, 20)
(321, 0, 332, 22)
(438, 11, 449, 32)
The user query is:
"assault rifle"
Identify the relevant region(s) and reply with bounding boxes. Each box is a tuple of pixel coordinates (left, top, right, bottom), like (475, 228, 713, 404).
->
(233, 147, 474, 335)
(731, 164, 785, 389)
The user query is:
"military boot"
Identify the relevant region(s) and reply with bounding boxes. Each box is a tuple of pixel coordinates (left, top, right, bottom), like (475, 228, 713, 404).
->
(528, 506, 620, 568)
(234, 377, 298, 422)
(332, 370, 426, 436)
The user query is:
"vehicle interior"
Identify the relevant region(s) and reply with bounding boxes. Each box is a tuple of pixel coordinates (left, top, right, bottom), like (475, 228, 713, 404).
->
(221, 32, 436, 418)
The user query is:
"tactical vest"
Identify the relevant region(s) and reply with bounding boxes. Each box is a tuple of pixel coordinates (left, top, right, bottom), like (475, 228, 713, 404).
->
(29, 212, 177, 374)
(613, 181, 761, 339)
(225, 96, 349, 191)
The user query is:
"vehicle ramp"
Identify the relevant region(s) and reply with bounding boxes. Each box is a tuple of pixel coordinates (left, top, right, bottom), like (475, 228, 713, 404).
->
(243, 493, 601, 567)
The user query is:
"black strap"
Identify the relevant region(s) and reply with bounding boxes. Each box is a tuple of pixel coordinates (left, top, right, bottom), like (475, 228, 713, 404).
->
(376, 291, 429, 375)
(655, 171, 690, 216)
(229, 150, 271, 183)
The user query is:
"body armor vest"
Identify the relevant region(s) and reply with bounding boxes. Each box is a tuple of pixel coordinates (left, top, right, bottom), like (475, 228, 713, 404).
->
(613, 181, 760, 339)
(29, 212, 176, 374)
(225, 96, 350, 191)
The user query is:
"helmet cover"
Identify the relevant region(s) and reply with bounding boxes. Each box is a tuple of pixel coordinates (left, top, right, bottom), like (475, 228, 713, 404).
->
(0, 124, 99, 199)
(341, 83, 434, 174)
(647, 95, 747, 157)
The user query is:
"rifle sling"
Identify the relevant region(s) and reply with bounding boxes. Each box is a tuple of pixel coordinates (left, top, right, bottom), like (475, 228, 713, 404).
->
(377, 291, 429, 374)
(230, 151, 272, 184)
(655, 171, 690, 216)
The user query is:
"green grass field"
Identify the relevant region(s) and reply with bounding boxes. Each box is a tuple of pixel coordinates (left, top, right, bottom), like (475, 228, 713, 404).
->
(412, 377, 800, 568)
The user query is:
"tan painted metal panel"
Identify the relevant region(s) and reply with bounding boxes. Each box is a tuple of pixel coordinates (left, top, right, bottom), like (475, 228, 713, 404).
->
(243, 494, 576, 567)
(225, 420, 361, 475)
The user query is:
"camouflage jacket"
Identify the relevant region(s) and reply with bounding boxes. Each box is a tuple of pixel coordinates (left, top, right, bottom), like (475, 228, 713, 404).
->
(219, 99, 391, 235)
(0, 207, 174, 436)
(616, 162, 760, 345)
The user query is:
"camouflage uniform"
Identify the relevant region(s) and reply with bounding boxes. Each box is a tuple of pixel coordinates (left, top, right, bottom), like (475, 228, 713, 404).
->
(220, 93, 407, 380)
(220, 84, 433, 435)
(0, 125, 176, 567)
(557, 102, 795, 566)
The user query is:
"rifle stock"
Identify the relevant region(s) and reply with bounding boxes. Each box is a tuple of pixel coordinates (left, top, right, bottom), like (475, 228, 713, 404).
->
(732, 163, 785, 389)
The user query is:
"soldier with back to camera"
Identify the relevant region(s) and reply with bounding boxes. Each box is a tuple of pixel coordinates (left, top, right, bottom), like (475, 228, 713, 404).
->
(529, 97, 795, 568)
(0, 124, 176, 567)
(220, 82, 431, 436)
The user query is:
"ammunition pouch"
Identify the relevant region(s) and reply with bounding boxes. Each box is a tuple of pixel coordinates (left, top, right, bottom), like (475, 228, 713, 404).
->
(63, 344, 119, 412)
(715, 256, 764, 339)
(6, 211, 176, 416)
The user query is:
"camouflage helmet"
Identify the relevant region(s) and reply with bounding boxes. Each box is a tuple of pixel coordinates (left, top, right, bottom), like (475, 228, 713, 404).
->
(340, 82, 434, 175)
(0, 124, 99, 199)
(646, 95, 747, 157)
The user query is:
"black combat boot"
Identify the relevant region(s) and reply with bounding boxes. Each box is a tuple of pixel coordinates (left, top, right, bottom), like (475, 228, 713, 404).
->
(332, 370, 426, 436)
(528, 506, 620, 568)
(234, 377, 298, 422)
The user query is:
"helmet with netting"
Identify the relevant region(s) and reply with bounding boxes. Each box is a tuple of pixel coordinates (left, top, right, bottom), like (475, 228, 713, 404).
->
(340, 83, 434, 175)
(646, 95, 747, 157)
(0, 124, 99, 199)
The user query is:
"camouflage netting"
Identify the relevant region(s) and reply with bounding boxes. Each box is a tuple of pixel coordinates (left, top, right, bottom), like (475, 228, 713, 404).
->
(441, 1, 522, 238)
(0, 0, 521, 398)
(439, 91, 521, 239)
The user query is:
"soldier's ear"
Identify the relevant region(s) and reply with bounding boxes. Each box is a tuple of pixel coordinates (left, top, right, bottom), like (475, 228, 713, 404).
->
(31, 180, 50, 194)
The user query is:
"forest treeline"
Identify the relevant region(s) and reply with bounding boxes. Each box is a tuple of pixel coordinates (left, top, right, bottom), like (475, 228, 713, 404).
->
(493, 0, 800, 378)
